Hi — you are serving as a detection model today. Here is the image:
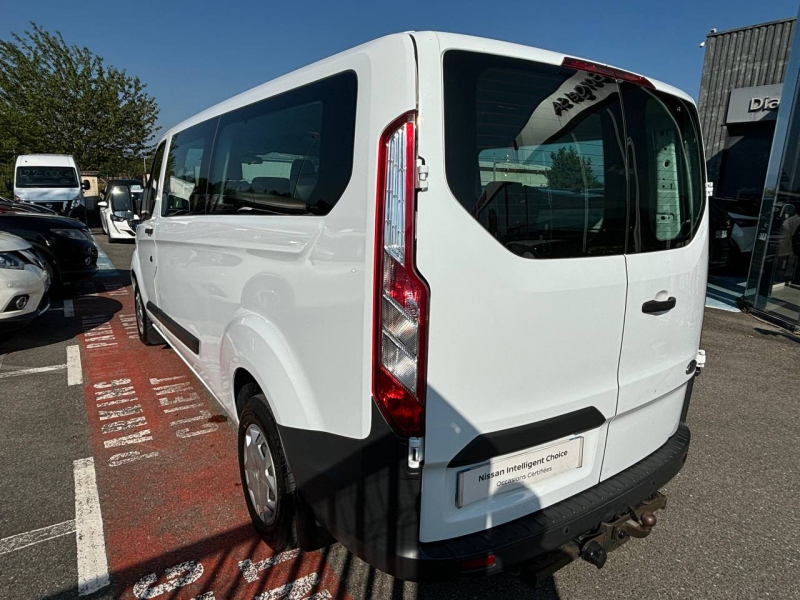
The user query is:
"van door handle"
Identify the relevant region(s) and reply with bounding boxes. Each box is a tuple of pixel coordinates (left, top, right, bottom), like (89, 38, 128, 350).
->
(642, 297, 676, 314)
(144, 227, 153, 235)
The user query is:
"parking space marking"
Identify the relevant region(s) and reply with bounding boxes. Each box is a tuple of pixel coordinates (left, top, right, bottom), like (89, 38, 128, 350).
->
(0, 520, 76, 556)
(67, 345, 83, 386)
(254, 573, 323, 600)
(64, 299, 75, 317)
(72, 263, 351, 600)
(0, 364, 67, 379)
(73, 457, 110, 596)
(238, 549, 301, 583)
(95, 245, 117, 272)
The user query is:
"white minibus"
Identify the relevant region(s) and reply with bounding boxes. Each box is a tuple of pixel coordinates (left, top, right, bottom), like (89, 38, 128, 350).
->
(132, 32, 707, 581)
(7, 154, 91, 214)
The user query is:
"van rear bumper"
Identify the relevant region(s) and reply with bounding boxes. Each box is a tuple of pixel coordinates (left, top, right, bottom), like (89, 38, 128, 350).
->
(279, 405, 691, 582)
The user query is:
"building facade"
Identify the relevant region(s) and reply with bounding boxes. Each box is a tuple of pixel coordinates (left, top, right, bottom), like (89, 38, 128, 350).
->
(698, 18, 795, 203)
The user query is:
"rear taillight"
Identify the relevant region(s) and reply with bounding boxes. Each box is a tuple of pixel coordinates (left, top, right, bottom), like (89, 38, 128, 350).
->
(562, 56, 655, 89)
(373, 112, 429, 438)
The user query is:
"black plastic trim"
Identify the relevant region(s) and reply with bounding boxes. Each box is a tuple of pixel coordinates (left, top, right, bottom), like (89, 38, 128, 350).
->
(146, 300, 200, 354)
(642, 297, 677, 313)
(680, 376, 695, 423)
(448, 406, 606, 468)
(279, 401, 690, 581)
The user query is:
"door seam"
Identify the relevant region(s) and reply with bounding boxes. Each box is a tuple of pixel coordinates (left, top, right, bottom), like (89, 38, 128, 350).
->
(598, 253, 629, 479)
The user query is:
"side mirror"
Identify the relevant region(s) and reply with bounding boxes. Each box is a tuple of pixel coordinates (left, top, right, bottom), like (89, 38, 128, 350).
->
(4, 179, 11, 192)
(97, 201, 108, 208)
(82, 180, 91, 191)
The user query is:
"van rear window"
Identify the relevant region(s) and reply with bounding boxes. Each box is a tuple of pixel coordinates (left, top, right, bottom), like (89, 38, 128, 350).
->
(16, 166, 78, 188)
(443, 51, 704, 258)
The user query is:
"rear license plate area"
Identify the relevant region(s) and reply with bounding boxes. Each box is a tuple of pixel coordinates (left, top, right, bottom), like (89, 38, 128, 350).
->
(456, 436, 584, 508)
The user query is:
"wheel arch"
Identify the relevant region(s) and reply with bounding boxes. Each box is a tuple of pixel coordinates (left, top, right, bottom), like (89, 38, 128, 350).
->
(221, 314, 322, 431)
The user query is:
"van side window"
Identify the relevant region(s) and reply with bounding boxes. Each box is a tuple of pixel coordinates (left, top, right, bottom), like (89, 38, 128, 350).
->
(620, 84, 705, 252)
(141, 141, 166, 219)
(162, 118, 218, 217)
(444, 51, 629, 259)
(207, 71, 357, 216)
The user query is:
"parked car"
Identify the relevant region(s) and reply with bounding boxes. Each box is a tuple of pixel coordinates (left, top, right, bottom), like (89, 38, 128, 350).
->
(132, 32, 706, 581)
(710, 197, 759, 270)
(0, 213, 98, 287)
(708, 203, 734, 271)
(0, 195, 58, 215)
(5, 154, 91, 215)
(99, 180, 142, 241)
(0, 231, 49, 333)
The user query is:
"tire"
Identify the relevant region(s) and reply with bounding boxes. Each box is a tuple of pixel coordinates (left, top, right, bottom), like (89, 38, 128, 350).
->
(133, 280, 161, 345)
(238, 386, 297, 552)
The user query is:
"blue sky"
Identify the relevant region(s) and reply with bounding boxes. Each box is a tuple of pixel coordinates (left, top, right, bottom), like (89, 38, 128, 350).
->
(2, 0, 798, 135)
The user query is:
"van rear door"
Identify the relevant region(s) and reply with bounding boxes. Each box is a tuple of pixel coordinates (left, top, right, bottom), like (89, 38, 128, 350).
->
(601, 83, 707, 479)
(414, 42, 630, 543)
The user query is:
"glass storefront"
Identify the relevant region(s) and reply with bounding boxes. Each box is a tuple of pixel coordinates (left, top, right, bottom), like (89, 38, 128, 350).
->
(744, 8, 800, 331)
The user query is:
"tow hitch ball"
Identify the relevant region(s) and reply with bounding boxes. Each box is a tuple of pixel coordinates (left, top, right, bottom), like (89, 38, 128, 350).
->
(580, 504, 661, 569)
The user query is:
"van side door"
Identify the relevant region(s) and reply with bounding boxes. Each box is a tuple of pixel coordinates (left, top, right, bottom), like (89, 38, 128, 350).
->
(136, 141, 167, 310)
(152, 119, 218, 372)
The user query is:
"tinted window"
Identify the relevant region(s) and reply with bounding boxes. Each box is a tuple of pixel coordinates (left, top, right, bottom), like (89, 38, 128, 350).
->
(444, 51, 705, 259)
(16, 166, 78, 188)
(142, 142, 166, 218)
(620, 83, 705, 252)
(208, 71, 357, 215)
(444, 51, 628, 259)
(162, 119, 218, 216)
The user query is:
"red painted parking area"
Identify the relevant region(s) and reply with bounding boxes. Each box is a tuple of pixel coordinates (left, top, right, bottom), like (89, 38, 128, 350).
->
(73, 274, 350, 600)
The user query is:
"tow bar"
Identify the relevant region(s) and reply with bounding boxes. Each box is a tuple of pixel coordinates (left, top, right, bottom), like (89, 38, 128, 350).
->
(520, 492, 667, 585)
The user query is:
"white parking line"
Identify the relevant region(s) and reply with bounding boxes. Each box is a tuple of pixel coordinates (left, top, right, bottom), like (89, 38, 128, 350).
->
(0, 364, 67, 379)
(64, 299, 74, 318)
(73, 457, 110, 596)
(67, 345, 82, 386)
(0, 520, 76, 556)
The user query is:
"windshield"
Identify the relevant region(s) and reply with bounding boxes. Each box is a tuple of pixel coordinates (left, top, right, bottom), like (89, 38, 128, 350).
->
(443, 51, 705, 259)
(109, 186, 134, 214)
(16, 166, 78, 188)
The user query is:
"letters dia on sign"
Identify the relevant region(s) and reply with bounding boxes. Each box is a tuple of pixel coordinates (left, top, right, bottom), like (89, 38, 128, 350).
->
(749, 97, 780, 112)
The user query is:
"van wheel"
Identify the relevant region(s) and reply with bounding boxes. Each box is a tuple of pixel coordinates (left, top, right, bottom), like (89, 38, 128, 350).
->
(133, 282, 161, 345)
(238, 387, 297, 552)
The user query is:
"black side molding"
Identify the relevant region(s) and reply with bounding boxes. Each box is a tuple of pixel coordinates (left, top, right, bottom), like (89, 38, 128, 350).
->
(146, 301, 200, 354)
(448, 406, 606, 468)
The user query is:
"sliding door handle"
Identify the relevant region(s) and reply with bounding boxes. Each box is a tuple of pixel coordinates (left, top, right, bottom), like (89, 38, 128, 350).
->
(144, 227, 154, 235)
(642, 297, 676, 314)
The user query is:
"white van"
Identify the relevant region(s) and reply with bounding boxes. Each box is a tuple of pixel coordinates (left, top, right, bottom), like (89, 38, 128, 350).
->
(7, 154, 90, 214)
(131, 32, 707, 581)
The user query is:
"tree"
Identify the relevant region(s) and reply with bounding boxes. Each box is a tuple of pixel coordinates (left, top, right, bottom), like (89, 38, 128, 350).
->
(0, 23, 158, 178)
(546, 146, 601, 190)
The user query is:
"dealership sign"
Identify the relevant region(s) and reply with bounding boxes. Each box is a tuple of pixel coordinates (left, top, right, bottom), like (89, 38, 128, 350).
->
(727, 84, 783, 123)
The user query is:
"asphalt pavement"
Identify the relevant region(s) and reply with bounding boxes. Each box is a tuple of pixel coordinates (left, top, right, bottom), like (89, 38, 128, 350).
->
(0, 230, 798, 599)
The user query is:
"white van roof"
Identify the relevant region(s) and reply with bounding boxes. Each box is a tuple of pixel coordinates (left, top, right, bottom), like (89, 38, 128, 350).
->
(15, 154, 77, 167)
(160, 31, 695, 141)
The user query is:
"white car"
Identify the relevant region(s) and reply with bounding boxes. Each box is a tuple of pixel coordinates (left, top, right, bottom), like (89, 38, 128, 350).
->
(0, 231, 49, 333)
(132, 32, 707, 581)
(99, 181, 140, 241)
